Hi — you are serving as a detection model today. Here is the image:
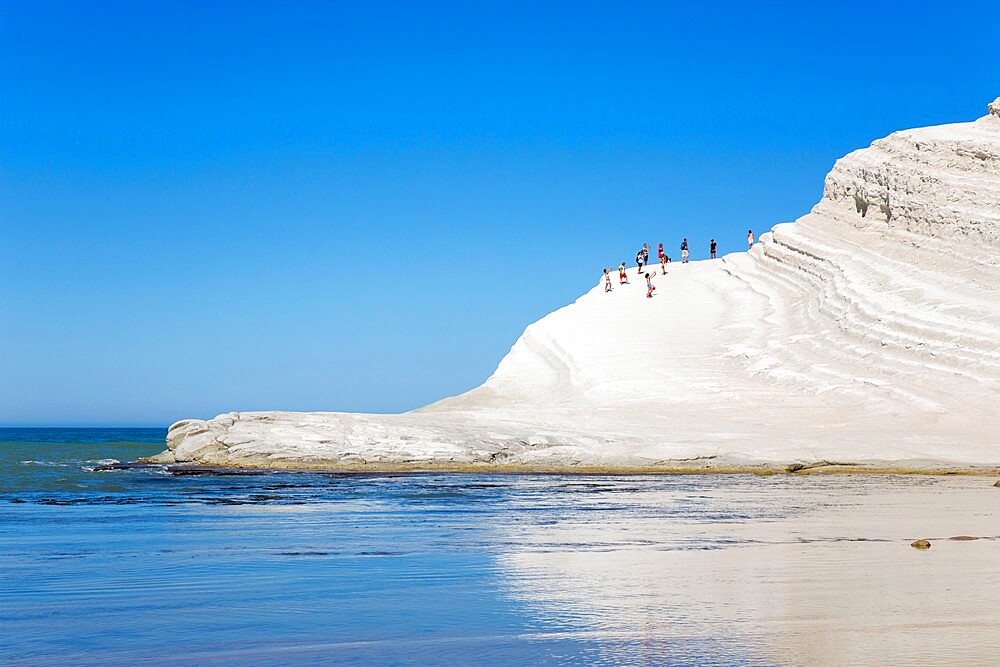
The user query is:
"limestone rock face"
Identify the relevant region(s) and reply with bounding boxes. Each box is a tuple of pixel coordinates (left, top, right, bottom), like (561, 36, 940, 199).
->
(156, 99, 1000, 469)
(823, 119, 1000, 243)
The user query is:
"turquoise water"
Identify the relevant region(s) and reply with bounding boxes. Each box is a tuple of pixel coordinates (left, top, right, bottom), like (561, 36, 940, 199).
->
(3, 429, 999, 665)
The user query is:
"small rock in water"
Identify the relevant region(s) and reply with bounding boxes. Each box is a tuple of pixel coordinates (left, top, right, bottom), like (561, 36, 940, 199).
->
(949, 535, 979, 541)
(993, 480, 1000, 487)
(910, 539, 931, 550)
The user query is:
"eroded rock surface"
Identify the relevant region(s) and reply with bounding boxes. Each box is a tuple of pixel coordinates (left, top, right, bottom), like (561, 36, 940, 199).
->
(155, 99, 1000, 470)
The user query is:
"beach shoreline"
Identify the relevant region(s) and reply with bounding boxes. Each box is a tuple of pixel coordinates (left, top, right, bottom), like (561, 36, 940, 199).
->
(12, 430, 1000, 665)
(128, 458, 1000, 477)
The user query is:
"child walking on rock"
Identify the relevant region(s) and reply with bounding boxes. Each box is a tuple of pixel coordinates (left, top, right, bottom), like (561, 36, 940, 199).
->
(618, 262, 630, 285)
(604, 268, 613, 292)
(645, 272, 655, 298)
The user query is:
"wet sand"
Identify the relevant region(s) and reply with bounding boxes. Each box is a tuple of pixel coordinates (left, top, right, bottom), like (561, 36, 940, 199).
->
(130, 457, 1000, 477)
(496, 474, 1000, 665)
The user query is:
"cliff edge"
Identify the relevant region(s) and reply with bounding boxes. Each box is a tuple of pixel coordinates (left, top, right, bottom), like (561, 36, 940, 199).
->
(152, 99, 1000, 470)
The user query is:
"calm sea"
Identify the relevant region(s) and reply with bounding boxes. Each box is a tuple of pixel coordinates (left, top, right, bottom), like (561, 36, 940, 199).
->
(2, 428, 999, 665)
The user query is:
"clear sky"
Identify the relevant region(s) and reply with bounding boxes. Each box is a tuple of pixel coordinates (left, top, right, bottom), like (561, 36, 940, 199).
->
(2, 1, 998, 426)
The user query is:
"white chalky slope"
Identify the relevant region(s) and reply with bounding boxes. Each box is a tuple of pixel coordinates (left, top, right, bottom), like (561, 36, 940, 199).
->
(156, 99, 1000, 469)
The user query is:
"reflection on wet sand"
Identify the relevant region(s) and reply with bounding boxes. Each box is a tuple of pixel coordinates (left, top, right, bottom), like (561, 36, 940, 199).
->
(495, 476, 1000, 665)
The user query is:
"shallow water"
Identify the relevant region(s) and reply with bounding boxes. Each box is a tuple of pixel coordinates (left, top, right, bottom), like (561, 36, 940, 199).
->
(2, 428, 999, 665)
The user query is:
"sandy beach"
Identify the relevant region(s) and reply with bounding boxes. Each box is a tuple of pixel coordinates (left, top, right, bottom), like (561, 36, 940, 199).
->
(496, 473, 1000, 665)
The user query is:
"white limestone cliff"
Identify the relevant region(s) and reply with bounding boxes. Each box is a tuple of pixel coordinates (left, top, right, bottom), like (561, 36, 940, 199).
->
(152, 98, 1000, 470)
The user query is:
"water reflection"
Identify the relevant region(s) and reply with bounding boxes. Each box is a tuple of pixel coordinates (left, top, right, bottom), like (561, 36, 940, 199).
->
(4, 434, 1000, 665)
(493, 475, 1000, 665)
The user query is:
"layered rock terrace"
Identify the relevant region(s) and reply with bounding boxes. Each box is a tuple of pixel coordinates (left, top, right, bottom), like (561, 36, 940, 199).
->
(153, 99, 1000, 470)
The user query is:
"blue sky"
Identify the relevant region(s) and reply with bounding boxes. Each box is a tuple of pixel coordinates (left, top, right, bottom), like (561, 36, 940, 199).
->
(2, 1, 998, 425)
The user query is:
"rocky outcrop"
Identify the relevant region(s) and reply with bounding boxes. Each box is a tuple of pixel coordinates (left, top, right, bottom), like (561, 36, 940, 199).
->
(154, 99, 1000, 470)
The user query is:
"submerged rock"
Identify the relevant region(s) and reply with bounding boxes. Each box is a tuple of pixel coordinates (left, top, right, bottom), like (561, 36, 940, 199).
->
(910, 539, 932, 550)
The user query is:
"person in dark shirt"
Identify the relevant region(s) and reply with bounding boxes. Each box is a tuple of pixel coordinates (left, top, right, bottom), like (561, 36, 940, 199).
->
(710, 239, 717, 259)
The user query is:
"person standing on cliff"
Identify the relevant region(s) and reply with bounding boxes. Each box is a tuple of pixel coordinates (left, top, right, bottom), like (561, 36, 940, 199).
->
(636, 247, 645, 275)
(659, 247, 667, 275)
(681, 238, 689, 263)
(747, 229, 754, 250)
(710, 239, 717, 259)
(604, 268, 613, 293)
(619, 262, 630, 285)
